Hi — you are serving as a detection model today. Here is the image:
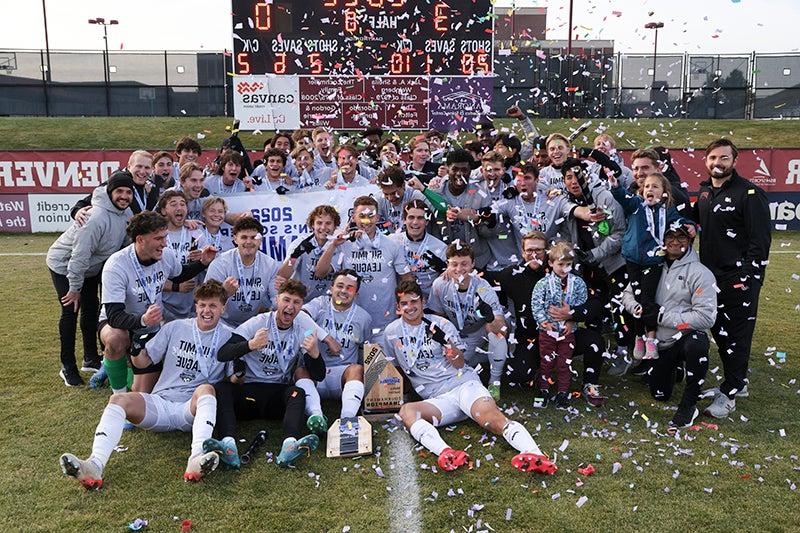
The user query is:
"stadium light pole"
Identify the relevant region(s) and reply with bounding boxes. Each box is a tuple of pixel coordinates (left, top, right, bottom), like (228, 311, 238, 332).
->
(88, 17, 119, 116)
(645, 21, 664, 89)
(566, 0, 575, 118)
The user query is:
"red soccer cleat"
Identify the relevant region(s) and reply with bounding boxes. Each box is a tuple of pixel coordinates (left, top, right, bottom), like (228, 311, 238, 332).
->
(511, 452, 558, 475)
(437, 448, 470, 472)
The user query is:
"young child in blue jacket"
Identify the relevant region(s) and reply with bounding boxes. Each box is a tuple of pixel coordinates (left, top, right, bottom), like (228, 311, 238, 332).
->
(609, 172, 695, 360)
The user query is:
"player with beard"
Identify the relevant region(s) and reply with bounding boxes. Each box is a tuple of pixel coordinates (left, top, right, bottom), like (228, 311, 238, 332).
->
(376, 166, 428, 233)
(205, 217, 281, 328)
(388, 200, 448, 299)
(97, 212, 217, 396)
(205, 149, 251, 195)
(209, 280, 327, 468)
(159, 191, 205, 321)
(70, 151, 158, 224)
(315, 196, 413, 344)
(278, 205, 342, 302)
(296, 270, 373, 433)
(47, 171, 134, 386)
(692, 139, 771, 418)
(427, 243, 507, 400)
(386, 280, 556, 474)
(59, 280, 234, 487)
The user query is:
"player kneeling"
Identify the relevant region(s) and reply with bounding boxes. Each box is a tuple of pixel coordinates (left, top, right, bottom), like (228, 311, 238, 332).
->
(385, 281, 556, 475)
(59, 280, 234, 488)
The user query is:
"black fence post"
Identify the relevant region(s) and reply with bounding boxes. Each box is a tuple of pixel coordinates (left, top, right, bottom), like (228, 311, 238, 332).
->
(164, 50, 171, 117)
(40, 49, 50, 117)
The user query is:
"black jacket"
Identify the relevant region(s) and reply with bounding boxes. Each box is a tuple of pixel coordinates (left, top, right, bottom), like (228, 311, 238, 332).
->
(692, 170, 771, 285)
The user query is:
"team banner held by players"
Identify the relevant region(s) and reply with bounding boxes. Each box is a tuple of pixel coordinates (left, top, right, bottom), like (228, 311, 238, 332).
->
(223, 185, 379, 262)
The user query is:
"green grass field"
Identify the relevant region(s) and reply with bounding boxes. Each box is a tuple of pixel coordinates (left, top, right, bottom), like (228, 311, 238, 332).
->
(0, 232, 798, 532)
(1, 117, 799, 151)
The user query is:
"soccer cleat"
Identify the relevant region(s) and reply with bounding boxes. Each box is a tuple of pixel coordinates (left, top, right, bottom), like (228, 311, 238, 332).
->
(630, 360, 652, 378)
(276, 434, 320, 468)
(701, 385, 749, 399)
(643, 339, 659, 360)
(704, 393, 736, 419)
(554, 391, 570, 410)
(183, 452, 219, 482)
(488, 383, 501, 402)
(88, 364, 108, 389)
(632, 337, 646, 360)
(582, 383, 606, 407)
(437, 448, 470, 472)
(668, 406, 699, 434)
(511, 453, 558, 475)
(306, 414, 329, 436)
(81, 359, 102, 374)
(534, 389, 549, 408)
(60, 453, 103, 489)
(60, 367, 84, 387)
(203, 437, 241, 470)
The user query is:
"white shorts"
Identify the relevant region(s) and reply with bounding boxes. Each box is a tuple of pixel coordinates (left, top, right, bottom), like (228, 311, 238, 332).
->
(139, 393, 193, 432)
(316, 365, 348, 400)
(423, 380, 492, 427)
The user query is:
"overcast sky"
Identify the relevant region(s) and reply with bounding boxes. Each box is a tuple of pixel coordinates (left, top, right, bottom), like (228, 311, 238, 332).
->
(0, 0, 796, 55)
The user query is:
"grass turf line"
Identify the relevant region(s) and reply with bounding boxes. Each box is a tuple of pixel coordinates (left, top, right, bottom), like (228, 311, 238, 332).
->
(1, 117, 799, 151)
(0, 233, 798, 531)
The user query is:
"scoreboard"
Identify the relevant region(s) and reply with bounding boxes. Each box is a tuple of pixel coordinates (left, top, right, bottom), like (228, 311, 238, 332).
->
(231, 0, 493, 77)
(231, 1, 494, 130)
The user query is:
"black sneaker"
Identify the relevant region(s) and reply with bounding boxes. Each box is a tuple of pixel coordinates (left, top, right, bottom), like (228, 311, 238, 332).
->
(60, 367, 84, 387)
(554, 391, 570, 410)
(81, 358, 101, 373)
(630, 360, 652, 377)
(534, 389, 549, 408)
(668, 405, 699, 433)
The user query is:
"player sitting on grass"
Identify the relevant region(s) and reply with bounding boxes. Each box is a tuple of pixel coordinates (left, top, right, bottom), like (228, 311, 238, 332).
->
(384, 280, 557, 474)
(207, 280, 327, 468)
(296, 269, 373, 433)
(59, 280, 234, 488)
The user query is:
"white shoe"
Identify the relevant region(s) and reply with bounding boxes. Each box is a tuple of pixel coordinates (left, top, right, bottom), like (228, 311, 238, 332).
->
(60, 453, 103, 489)
(700, 385, 749, 399)
(704, 393, 736, 419)
(184, 452, 219, 482)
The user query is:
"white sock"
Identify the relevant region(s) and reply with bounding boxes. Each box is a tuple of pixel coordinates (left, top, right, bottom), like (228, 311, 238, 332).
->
(502, 420, 542, 455)
(409, 418, 448, 456)
(111, 387, 127, 395)
(341, 380, 364, 419)
(190, 394, 217, 457)
(296, 378, 322, 417)
(487, 333, 508, 385)
(88, 403, 126, 469)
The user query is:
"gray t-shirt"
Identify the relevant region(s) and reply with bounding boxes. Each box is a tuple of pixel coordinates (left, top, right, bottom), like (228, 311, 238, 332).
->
(146, 318, 233, 402)
(205, 248, 281, 327)
(99, 243, 182, 331)
(388, 231, 447, 298)
(303, 295, 373, 367)
(382, 314, 478, 399)
(331, 233, 411, 331)
(427, 275, 503, 335)
(204, 174, 249, 196)
(234, 311, 327, 384)
(493, 188, 570, 242)
(286, 236, 336, 302)
(377, 188, 428, 233)
(162, 227, 204, 321)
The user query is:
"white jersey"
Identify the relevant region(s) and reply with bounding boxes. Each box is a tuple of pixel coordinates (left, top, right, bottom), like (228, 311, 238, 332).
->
(303, 295, 373, 367)
(377, 188, 428, 233)
(99, 243, 182, 331)
(205, 248, 281, 327)
(493, 188, 570, 242)
(146, 318, 233, 402)
(330, 232, 411, 331)
(388, 231, 447, 298)
(382, 314, 478, 399)
(204, 174, 249, 196)
(234, 311, 327, 384)
(427, 275, 503, 335)
(285, 236, 337, 302)
(319, 168, 371, 188)
(162, 226, 204, 320)
(196, 226, 235, 254)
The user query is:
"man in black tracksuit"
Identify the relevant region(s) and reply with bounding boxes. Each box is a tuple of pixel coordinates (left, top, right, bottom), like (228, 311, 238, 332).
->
(692, 138, 771, 418)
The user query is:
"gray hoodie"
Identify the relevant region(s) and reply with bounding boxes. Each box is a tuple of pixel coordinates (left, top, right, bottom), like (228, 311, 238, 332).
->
(622, 247, 717, 349)
(46, 186, 131, 292)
